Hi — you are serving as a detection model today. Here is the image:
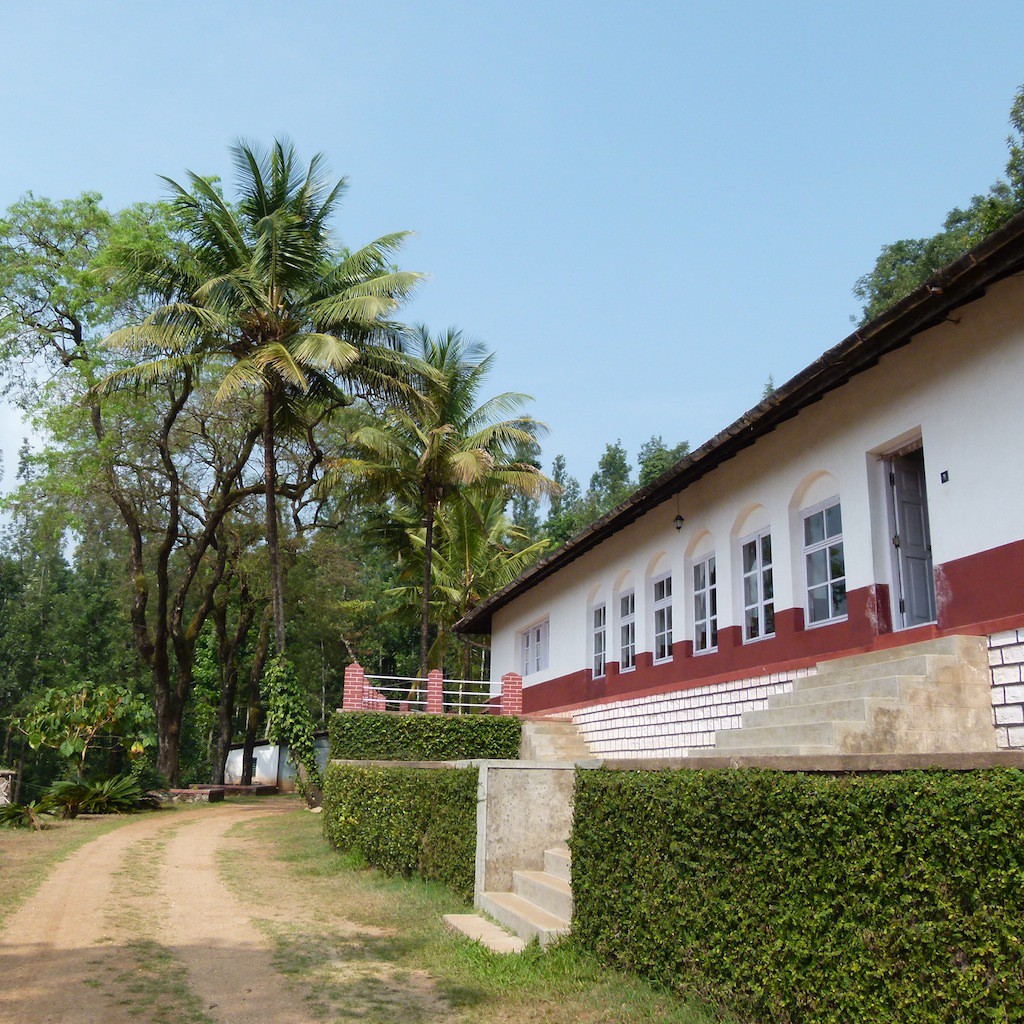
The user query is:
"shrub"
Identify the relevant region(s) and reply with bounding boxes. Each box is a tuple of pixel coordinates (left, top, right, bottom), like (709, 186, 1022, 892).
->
(322, 762, 477, 899)
(329, 711, 520, 761)
(0, 800, 54, 830)
(45, 773, 160, 817)
(571, 767, 1024, 1024)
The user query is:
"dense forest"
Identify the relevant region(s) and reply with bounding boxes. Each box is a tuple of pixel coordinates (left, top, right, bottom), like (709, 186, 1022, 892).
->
(0, 146, 689, 795)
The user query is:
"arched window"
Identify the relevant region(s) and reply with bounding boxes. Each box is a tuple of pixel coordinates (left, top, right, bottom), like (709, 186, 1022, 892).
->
(646, 553, 673, 664)
(802, 497, 846, 625)
(734, 505, 773, 642)
(791, 472, 846, 627)
(687, 530, 717, 654)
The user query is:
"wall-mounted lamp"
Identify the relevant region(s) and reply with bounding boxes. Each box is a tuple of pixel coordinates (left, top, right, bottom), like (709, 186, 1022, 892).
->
(674, 513, 685, 531)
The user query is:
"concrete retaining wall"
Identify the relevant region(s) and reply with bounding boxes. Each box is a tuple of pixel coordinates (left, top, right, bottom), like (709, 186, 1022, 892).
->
(474, 762, 576, 899)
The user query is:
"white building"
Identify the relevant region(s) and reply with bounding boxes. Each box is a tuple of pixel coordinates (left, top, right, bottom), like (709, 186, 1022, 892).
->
(457, 213, 1024, 758)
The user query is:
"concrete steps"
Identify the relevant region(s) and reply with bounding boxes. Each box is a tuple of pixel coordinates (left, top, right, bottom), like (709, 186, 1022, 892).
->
(809, 653, 954, 685)
(448, 843, 572, 950)
(703, 635, 996, 758)
(520, 719, 593, 761)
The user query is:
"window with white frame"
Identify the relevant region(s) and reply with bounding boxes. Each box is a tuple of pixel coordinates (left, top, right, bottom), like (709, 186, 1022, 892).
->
(803, 498, 846, 625)
(652, 575, 673, 662)
(619, 590, 636, 670)
(741, 530, 775, 641)
(520, 619, 549, 676)
(692, 554, 718, 653)
(592, 605, 607, 677)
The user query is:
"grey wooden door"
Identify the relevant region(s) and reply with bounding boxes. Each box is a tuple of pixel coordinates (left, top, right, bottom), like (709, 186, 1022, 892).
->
(890, 450, 936, 627)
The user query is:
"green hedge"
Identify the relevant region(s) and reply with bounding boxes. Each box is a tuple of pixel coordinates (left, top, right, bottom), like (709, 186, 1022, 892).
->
(572, 767, 1024, 1024)
(322, 762, 477, 899)
(328, 710, 520, 761)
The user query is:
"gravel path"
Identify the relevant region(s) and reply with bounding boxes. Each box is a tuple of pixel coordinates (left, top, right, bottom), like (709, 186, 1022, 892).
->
(0, 802, 315, 1024)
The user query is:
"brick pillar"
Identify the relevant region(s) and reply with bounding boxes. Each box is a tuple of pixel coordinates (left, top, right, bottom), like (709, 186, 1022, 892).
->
(367, 686, 385, 711)
(500, 672, 523, 716)
(342, 663, 365, 711)
(426, 669, 444, 714)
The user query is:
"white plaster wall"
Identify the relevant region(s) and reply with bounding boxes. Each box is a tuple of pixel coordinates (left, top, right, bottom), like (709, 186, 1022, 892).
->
(224, 743, 279, 786)
(493, 274, 1024, 687)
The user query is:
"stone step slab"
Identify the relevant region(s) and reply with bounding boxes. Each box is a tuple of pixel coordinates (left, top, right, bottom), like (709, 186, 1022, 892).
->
(544, 845, 571, 883)
(741, 696, 877, 729)
(443, 913, 526, 954)
(688, 743, 836, 759)
(772, 675, 910, 707)
(716, 720, 838, 750)
(815, 635, 967, 671)
(519, 719, 594, 761)
(810, 654, 958, 685)
(478, 891, 570, 947)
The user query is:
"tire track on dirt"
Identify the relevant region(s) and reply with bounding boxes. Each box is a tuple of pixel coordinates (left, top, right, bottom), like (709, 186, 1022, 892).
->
(160, 803, 320, 1024)
(0, 802, 307, 1024)
(0, 808, 198, 1023)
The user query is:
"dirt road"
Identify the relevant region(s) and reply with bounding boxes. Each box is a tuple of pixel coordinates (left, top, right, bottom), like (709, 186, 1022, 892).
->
(0, 802, 321, 1024)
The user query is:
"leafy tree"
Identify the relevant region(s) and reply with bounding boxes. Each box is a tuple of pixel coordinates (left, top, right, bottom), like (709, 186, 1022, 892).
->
(16, 683, 155, 775)
(637, 435, 690, 487)
(854, 82, 1024, 322)
(0, 192, 272, 784)
(543, 454, 585, 545)
(328, 326, 555, 676)
(106, 140, 422, 658)
(261, 654, 322, 798)
(544, 440, 651, 544)
(507, 437, 544, 545)
(588, 440, 633, 509)
(391, 492, 551, 679)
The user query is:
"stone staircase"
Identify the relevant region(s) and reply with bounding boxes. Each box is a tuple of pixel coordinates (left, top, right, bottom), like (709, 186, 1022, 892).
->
(519, 718, 593, 761)
(693, 634, 997, 757)
(445, 843, 573, 951)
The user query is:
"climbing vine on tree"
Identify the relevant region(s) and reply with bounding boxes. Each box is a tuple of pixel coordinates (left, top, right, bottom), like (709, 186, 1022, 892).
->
(261, 656, 322, 796)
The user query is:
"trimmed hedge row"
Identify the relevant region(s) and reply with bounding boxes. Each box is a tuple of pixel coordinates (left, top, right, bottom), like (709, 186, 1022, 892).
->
(572, 767, 1024, 1024)
(328, 710, 521, 761)
(322, 762, 477, 899)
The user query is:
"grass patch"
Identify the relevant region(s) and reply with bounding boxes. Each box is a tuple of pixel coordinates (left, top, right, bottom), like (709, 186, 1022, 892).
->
(221, 806, 728, 1024)
(0, 813, 139, 926)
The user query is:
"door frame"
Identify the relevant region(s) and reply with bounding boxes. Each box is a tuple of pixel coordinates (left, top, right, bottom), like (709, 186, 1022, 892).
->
(883, 442, 937, 630)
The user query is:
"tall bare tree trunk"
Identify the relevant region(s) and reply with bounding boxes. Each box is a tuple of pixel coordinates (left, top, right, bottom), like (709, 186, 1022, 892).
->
(242, 607, 273, 786)
(263, 388, 287, 656)
(154, 663, 183, 786)
(419, 502, 435, 679)
(210, 584, 257, 786)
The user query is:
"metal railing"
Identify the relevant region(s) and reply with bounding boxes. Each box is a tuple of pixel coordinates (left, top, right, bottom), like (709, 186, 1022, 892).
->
(362, 674, 497, 715)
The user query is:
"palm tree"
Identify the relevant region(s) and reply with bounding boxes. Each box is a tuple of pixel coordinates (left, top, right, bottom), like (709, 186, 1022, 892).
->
(324, 326, 556, 677)
(104, 140, 421, 654)
(392, 492, 552, 682)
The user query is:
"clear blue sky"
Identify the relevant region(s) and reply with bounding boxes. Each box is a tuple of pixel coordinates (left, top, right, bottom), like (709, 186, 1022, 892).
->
(2, 1, 1024, 490)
